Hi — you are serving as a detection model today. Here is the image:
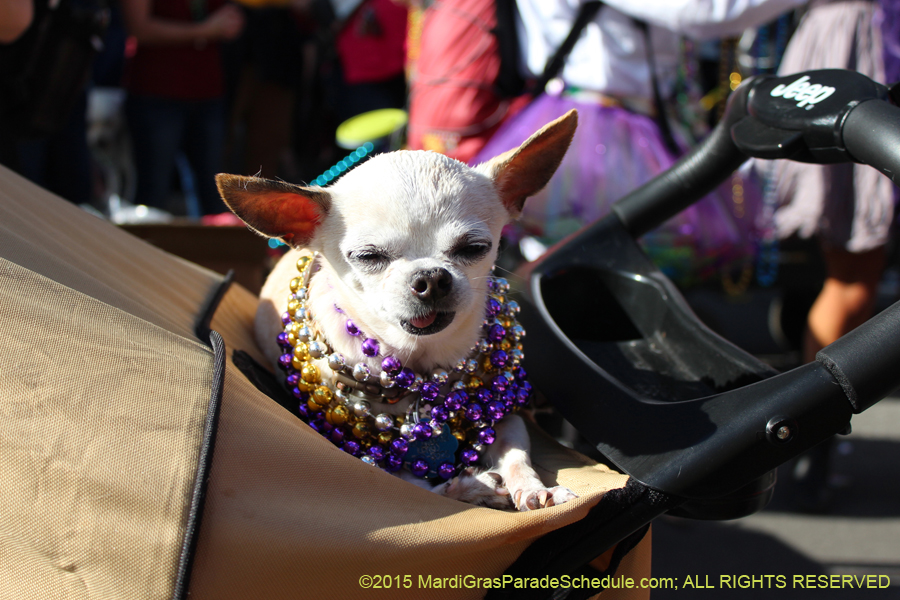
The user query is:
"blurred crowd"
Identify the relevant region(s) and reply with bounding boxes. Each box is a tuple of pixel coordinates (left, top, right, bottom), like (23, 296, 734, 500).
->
(0, 0, 411, 223)
(0, 0, 817, 223)
(1, 1, 896, 289)
(0, 3, 833, 207)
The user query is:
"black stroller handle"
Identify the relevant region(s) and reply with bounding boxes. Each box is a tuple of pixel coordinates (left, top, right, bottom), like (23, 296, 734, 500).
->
(816, 299, 900, 413)
(816, 99, 900, 412)
(613, 69, 900, 414)
(611, 77, 752, 239)
(842, 97, 900, 189)
(515, 69, 900, 517)
(613, 69, 895, 237)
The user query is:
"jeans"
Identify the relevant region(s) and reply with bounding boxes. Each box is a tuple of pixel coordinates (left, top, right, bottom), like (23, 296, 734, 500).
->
(126, 94, 228, 215)
(14, 91, 92, 206)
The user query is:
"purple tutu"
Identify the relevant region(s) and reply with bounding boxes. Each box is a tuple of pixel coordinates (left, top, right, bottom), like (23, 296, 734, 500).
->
(472, 93, 762, 286)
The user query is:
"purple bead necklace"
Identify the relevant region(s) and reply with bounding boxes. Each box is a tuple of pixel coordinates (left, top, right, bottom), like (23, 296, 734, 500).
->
(277, 253, 532, 480)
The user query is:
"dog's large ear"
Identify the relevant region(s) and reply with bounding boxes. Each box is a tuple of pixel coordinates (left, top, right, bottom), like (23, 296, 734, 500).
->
(216, 174, 331, 247)
(478, 109, 577, 217)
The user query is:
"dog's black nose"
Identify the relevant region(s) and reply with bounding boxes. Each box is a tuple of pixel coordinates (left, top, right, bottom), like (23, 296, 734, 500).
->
(410, 268, 453, 301)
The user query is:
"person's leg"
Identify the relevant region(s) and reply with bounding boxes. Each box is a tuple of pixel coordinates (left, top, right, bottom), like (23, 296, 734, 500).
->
(183, 98, 229, 215)
(126, 95, 186, 210)
(13, 138, 47, 188)
(40, 90, 92, 205)
(804, 245, 886, 361)
(794, 244, 885, 511)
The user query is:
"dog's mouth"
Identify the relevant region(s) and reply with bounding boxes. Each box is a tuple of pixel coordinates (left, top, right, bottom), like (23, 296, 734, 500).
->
(401, 311, 455, 335)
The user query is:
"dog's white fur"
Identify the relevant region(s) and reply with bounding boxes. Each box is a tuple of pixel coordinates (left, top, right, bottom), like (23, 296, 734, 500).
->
(218, 110, 578, 510)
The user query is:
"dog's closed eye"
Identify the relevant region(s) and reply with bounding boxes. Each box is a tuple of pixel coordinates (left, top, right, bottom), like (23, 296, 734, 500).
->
(449, 238, 492, 265)
(348, 246, 393, 272)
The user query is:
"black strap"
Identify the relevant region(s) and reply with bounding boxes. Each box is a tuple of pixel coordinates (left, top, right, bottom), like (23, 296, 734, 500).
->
(529, 3, 682, 157)
(633, 18, 681, 156)
(485, 478, 679, 600)
(494, 0, 527, 97)
(172, 330, 226, 600)
(530, 1, 603, 97)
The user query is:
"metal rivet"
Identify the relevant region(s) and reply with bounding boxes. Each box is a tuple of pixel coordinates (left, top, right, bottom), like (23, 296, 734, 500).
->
(766, 416, 797, 444)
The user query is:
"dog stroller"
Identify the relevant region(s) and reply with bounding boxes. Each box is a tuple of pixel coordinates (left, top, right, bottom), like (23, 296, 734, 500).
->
(2, 68, 900, 600)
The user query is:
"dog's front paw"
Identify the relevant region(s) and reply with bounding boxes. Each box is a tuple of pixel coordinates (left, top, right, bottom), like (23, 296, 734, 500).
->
(513, 485, 578, 511)
(436, 469, 515, 510)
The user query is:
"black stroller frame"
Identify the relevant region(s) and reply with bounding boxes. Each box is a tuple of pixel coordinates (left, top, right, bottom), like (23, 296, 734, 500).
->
(494, 68, 900, 598)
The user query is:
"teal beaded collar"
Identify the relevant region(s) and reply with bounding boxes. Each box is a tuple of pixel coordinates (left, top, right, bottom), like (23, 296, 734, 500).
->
(275, 254, 533, 480)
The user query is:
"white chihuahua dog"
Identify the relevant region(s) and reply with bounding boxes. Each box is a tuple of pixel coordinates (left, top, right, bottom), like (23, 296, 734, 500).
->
(217, 110, 578, 510)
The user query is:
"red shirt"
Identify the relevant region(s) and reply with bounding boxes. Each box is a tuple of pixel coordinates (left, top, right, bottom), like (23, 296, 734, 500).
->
(336, 0, 408, 85)
(125, 0, 227, 100)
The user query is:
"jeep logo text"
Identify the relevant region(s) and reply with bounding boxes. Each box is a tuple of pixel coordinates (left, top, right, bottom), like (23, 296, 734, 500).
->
(769, 75, 836, 110)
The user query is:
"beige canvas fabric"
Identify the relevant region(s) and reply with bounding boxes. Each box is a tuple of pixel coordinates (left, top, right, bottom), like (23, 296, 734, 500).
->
(0, 166, 224, 598)
(0, 165, 222, 340)
(0, 165, 646, 599)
